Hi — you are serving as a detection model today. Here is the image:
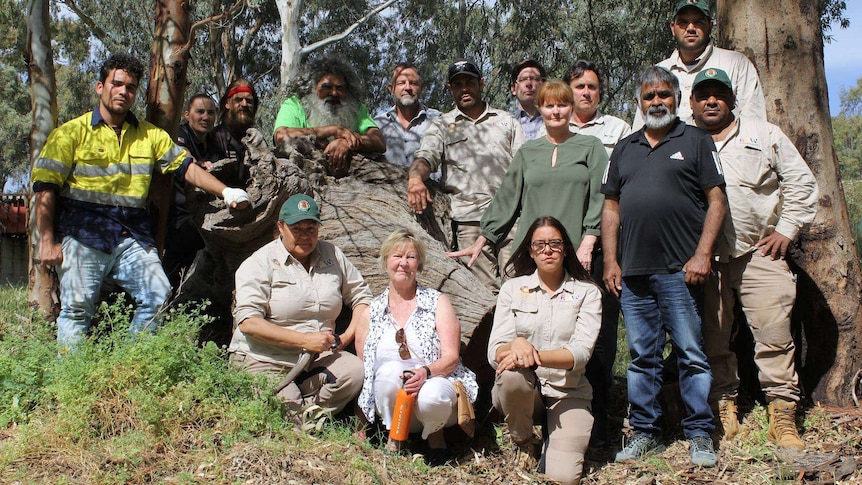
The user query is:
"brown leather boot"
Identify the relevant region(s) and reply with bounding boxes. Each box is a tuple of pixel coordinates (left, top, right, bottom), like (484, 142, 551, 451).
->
(767, 399, 804, 450)
(712, 398, 741, 439)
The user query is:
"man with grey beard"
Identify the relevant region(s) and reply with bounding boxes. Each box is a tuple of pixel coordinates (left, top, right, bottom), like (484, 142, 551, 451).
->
(601, 66, 727, 467)
(274, 56, 386, 174)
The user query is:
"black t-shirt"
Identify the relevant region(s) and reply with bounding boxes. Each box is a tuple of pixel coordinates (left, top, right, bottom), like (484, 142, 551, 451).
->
(601, 119, 724, 276)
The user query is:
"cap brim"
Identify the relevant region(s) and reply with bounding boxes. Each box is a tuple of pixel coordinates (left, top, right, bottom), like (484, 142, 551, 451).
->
(282, 214, 322, 225)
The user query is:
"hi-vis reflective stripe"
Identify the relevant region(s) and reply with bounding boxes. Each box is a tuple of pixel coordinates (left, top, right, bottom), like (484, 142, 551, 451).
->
(63, 187, 148, 208)
(159, 145, 185, 170)
(69, 162, 153, 178)
(33, 157, 71, 178)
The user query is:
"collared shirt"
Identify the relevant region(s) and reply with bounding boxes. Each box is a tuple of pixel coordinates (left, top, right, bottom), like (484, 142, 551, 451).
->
(32, 107, 190, 253)
(229, 238, 373, 367)
(511, 103, 544, 141)
(374, 104, 442, 177)
(714, 117, 818, 259)
(601, 119, 725, 276)
(488, 271, 602, 400)
(633, 44, 767, 129)
(273, 96, 378, 135)
(414, 104, 526, 222)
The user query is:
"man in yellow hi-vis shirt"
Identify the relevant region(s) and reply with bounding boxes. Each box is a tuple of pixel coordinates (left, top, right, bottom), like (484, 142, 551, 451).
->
(32, 53, 251, 351)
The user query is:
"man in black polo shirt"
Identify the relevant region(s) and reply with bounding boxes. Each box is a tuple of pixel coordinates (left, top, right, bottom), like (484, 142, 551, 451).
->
(601, 66, 727, 467)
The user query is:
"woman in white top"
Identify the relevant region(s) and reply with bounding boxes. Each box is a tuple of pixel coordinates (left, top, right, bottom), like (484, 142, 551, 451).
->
(355, 229, 478, 465)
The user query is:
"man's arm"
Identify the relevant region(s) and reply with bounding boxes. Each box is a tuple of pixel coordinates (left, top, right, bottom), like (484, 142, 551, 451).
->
(34, 190, 63, 266)
(601, 196, 622, 297)
(183, 162, 250, 209)
(407, 158, 433, 213)
(683, 185, 728, 285)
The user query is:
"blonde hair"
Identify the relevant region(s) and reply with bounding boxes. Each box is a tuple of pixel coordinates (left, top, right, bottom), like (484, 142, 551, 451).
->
(379, 229, 426, 272)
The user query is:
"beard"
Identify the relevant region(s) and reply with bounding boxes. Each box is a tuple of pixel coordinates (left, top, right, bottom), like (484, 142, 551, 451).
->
(396, 94, 418, 108)
(643, 105, 677, 130)
(303, 93, 360, 130)
(225, 108, 255, 132)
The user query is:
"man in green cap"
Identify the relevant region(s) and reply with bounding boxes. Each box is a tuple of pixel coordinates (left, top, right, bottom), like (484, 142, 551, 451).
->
(633, 0, 766, 129)
(691, 68, 817, 449)
(229, 193, 372, 415)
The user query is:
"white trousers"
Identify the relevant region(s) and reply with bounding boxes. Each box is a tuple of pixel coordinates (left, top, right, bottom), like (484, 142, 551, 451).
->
(374, 360, 458, 439)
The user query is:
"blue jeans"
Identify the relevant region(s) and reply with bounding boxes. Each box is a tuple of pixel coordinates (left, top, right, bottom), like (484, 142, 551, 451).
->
(56, 236, 171, 350)
(620, 272, 714, 438)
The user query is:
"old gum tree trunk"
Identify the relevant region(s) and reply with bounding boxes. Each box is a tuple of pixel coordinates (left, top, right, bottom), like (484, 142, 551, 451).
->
(717, 0, 862, 406)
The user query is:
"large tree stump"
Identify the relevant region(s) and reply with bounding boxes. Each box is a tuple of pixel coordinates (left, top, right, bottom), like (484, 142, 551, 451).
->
(179, 135, 496, 349)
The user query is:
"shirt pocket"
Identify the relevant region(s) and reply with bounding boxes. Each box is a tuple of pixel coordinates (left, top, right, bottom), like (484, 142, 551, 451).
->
(510, 294, 539, 340)
(732, 148, 777, 191)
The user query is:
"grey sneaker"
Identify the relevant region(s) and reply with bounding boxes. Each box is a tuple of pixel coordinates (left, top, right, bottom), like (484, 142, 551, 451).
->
(614, 432, 663, 463)
(689, 435, 718, 467)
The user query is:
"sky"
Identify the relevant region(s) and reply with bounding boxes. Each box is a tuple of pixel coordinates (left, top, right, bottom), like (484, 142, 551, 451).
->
(824, 2, 862, 114)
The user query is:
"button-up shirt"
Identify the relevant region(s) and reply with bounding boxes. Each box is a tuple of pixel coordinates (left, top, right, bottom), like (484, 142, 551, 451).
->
(511, 103, 544, 141)
(374, 104, 442, 179)
(713, 117, 818, 259)
(489, 271, 602, 400)
(414, 104, 525, 222)
(230, 238, 372, 366)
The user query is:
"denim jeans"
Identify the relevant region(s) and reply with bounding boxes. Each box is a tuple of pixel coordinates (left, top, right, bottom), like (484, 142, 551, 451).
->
(56, 236, 171, 349)
(620, 272, 714, 438)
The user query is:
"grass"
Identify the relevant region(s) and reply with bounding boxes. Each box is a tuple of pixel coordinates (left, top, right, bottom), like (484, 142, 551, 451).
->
(1, 284, 861, 484)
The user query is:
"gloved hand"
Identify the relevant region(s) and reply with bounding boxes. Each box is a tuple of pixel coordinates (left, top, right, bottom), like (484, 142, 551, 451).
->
(245, 128, 266, 149)
(222, 187, 251, 208)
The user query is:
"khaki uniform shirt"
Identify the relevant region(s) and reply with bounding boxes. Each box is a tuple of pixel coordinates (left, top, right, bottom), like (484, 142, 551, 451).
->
(488, 272, 602, 400)
(714, 117, 818, 259)
(414, 104, 525, 222)
(229, 238, 372, 366)
(634, 45, 767, 129)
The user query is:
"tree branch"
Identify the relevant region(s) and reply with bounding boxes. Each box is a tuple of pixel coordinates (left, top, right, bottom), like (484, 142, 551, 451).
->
(60, 0, 112, 44)
(300, 0, 399, 56)
(187, 0, 245, 53)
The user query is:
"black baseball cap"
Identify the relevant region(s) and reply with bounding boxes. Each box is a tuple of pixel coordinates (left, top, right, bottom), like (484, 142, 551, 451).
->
(448, 59, 482, 83)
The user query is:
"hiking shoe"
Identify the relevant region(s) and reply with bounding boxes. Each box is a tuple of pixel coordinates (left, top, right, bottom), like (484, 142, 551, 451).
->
(689, 435, 718, 467)
(512, 436, 541, 471)
(614, 432, 662, 463)
(767, 399, 804, 450)
(712, 397, 741, 439)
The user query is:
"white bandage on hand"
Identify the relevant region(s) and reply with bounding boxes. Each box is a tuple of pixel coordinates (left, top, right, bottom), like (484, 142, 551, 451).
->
(222, 187, 251, 207)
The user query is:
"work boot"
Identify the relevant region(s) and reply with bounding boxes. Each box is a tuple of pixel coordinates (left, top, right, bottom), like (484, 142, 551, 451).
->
(767, 399, 804, 450)
(712, 397, 741, 439)
(512, 435, 541, 471)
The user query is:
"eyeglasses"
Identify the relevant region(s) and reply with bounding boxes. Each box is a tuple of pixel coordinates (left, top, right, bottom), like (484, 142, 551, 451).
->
(530, 239, 564, 253)
(517, 76, 543, 84)
(395, 328, 410, 359)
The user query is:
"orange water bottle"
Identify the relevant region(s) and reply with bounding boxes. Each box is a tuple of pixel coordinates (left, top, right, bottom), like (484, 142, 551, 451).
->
(389, 371, 416, 441)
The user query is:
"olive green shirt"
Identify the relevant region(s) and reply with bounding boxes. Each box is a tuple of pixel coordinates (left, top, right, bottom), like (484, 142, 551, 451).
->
(479, 134, 608, 249)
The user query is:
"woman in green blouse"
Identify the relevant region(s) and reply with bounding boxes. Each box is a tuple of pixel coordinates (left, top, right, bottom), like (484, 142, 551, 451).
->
(449, 79, 608, 273)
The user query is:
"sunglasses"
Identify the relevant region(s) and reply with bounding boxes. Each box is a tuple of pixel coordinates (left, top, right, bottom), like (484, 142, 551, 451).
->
(395, 328, 410, 360)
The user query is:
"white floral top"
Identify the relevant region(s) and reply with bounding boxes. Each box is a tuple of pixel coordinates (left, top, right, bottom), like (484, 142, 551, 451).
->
(357, 285, 479, 423)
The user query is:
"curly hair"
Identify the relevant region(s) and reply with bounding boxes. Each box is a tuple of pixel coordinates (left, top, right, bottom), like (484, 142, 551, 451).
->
(99, 53, 145, 84)
(285, 55, 364, 101)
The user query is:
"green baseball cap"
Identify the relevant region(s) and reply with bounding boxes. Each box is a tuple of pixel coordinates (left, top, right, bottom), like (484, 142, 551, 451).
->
(693, 68, 733, 91)
(673, 0, 711, 18)
(279, 194, 321, 225)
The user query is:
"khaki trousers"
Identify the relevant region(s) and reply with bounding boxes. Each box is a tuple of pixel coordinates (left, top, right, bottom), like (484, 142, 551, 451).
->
(492, 369, 592, 485)
(455, 221, 514, 292)
(703, 251, 800, 402)
(232, 351, 364, 413)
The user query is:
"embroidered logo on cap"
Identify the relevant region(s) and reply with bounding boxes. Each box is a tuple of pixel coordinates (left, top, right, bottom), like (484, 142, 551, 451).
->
(297, 200, 311, 212)
(705, 68, 717, 77)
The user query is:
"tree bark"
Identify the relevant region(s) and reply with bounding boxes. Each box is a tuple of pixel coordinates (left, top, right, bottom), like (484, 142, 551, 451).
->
(26, 0, 60, 318)
(179, 136, 496, 348)
(147, 0, 193, 255)
(717, 0, 862, 406)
